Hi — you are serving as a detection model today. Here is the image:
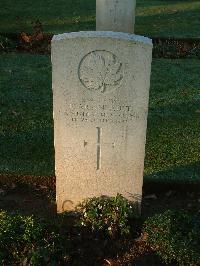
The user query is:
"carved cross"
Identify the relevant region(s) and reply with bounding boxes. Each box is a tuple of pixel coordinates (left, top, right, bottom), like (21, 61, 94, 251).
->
(84, 127, 115, 170)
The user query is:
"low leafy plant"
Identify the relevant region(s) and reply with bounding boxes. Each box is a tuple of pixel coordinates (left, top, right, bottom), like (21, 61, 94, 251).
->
(143, 210, 200, 266)
(153, 42, 179, 58)
(0, 211, 70, 265)
(188, 45, 200, 59)
(76, 194, 138, 237)
(0, 35, 16, 52)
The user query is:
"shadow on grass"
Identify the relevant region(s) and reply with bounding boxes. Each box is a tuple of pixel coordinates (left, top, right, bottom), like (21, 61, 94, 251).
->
(149, 100, 200, 117)
(144, 162, 200, 193)
(0, 127, 54, 176)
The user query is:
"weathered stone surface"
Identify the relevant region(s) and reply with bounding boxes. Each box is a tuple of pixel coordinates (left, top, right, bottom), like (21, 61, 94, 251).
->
(52, 31, 152, 212)
(96, 0, 136, 33)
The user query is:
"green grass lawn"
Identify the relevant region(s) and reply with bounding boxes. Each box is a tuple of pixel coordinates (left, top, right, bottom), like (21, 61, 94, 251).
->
(0, 53, 199, 182)
(0, 0, 200, 38)
(146, 59, 200, 182)
(136, 0, 200, 38)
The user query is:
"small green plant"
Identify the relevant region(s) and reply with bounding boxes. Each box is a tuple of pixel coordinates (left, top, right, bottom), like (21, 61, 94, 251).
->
(153, 42, 179, 58)
(0, 35, 16, 52)
(0, 211, 70, 265)
(188, 45, 200, 59)
(76, 194, 138, 237)
(143, 210, 200, 266)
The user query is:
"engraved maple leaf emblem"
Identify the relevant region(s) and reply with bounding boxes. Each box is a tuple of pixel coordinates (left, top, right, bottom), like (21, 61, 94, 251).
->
(79, 51, 123, 93)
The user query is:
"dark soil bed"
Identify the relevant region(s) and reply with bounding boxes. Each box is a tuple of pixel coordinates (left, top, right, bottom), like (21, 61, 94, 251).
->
(0, 175, 199, 265)
(1, 32, 200, 59)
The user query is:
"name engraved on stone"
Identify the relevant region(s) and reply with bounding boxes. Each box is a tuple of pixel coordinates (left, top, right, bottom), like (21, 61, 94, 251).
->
(78, 50, 124, 93)
(65, 102, 143, 124)
(84, 127, 115, 170)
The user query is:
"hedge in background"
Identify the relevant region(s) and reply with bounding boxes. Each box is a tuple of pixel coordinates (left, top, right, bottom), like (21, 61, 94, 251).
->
(143, 210, 200, 266)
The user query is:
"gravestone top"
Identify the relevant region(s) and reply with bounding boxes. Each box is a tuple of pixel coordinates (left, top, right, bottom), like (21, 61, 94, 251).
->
(52, 31, 152, 212)
(96, 0, 136, 33)
(52, 31, 152, 47)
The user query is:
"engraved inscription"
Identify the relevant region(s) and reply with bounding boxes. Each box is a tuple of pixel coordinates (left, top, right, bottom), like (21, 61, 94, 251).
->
(65, 100, 145, 124)
(79, 50, 123, 93)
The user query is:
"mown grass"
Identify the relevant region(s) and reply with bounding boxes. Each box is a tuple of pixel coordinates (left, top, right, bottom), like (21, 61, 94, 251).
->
(136, 0, 200, 38)
(0, 53, 54, 176)
(146, 58, 200, 182)
(0, 0, 199, 38)
(0, 53, 199, 182)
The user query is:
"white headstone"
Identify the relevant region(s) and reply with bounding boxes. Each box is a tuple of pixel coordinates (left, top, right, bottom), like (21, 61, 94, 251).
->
(96, 0, 136, 33)
(52, 31, 152, 212)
